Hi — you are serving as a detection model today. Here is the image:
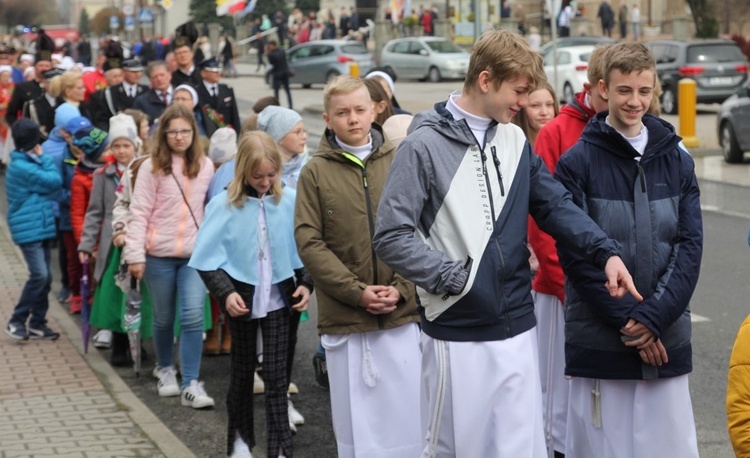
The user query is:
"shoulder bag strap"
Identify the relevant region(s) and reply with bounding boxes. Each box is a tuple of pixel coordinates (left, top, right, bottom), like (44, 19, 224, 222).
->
(170, 170, 200, 229)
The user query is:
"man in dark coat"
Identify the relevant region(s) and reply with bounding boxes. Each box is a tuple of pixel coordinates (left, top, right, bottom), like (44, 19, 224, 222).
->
(597, 0, 616, 37)
(5, 29, 55, 126)
(132, 61, 173, 125)
(90, 59, 149, 131)
(195, 58, 241, 137)
(171, 36, 201, 87)
(265, 41, 293, 109)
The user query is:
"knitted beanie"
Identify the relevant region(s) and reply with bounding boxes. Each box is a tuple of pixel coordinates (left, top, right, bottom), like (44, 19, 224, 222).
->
(208, 127, 237, 165)
(257, 106, 302, 142)
(108, 113, 141, 149)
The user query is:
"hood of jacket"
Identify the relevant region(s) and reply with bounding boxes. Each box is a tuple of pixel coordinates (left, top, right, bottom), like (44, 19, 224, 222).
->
(580, 112, 682, 161)
(315, 123, 390, 163)
(408, 100, 499, 148)
(559, 91, 596, 123)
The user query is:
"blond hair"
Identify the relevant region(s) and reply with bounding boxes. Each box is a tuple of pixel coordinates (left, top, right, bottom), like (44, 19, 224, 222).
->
(152, 104, 205, 178)
(227, 131, 283, 207)
(602, 41, 656, 85)
(323, 75, 370, 112)
(47, 71, 82, 99)
(586, 45, 611, 87)
(465, 29, 546, 91)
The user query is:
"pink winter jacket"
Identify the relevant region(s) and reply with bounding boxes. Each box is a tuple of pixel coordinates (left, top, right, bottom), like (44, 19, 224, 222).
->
(124, 155, 214, 264)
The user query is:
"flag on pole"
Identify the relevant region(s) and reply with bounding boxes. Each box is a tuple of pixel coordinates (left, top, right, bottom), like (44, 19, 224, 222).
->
(216, 0, 246, 17)
(237, 0, 257, 18)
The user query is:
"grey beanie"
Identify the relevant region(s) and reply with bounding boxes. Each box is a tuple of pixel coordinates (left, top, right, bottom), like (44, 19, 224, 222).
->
(257, 106, 302, 142)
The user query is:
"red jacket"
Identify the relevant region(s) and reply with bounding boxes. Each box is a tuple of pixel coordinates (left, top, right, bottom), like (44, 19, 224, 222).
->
(82, 69, 106, 102)
(529, 92, 596, 301)
(70, 166, 95, 244)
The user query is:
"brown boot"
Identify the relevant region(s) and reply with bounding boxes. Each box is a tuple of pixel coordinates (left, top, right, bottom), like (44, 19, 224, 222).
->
(220, 316, 231, 355)
(203, 324, 220, 356)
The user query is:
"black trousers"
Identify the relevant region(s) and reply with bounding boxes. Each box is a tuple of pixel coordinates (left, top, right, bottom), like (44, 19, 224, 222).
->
(272, 75, 293, 110)
(227, 305, 293, 457)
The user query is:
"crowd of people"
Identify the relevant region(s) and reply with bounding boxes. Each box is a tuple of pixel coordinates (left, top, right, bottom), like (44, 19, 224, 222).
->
(0, 16, 724, 458)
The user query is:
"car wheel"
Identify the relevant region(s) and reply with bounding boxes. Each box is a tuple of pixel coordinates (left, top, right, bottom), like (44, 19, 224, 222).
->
(661, 87, 677, 115)
(721, 122, 744, 163)
(326, 70, 340, 83)
(563, 83, 575, 104)
(428, 66, 441, 83)
(302, 84, 312, 89)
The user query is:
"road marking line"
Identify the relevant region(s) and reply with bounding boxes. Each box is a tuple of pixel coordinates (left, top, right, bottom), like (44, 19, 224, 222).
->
(692, 313, 711, 323)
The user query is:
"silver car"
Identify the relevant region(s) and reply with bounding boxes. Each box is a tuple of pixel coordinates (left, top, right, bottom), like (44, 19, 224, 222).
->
(717, 80, 750, 163)
(379, 37, 470, 82)
(285, 40, 374, 87)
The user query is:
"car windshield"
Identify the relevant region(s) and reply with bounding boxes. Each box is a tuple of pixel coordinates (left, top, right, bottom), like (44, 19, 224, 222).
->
(341, 45, 368, 55)
(687, 45, 745, 63)
(426, 41, 463, 53)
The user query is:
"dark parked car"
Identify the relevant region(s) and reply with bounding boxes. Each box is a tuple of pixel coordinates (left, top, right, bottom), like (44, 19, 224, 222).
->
(717, 80, 750, 163)
(646, 39, 748, 115)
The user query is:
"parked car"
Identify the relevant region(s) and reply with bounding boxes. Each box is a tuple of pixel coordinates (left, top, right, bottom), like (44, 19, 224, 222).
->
(717, 80, 750, 163)
(379, 37, 470, 82)
(271, 40, 374, 88)
(538, 36, 616, 60)
(543, 45, 595, 104)
(646, 39, 748, 115)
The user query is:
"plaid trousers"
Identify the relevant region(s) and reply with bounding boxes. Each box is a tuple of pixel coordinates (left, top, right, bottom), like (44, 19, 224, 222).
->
(226, 291, 292, 457)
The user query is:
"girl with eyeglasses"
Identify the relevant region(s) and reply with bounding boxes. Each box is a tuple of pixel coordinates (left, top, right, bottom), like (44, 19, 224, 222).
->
(124, 104, 216, 409)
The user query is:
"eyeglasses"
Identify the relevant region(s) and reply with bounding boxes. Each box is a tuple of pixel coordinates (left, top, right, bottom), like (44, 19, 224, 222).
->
(165, 129, 193, 138)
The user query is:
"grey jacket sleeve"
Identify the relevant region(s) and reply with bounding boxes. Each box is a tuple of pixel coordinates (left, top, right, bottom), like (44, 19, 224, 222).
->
(373, 143, 468, 296)
(78, 172, 105, 255)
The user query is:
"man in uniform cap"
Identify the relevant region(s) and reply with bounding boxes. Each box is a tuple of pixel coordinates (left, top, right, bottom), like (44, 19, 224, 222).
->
(90, 59, 147, 131)
(82, 39, 123, 102)
(195, 57, 241, 136)
(5, 29, 55, 126)
(19, 67, 64, 141)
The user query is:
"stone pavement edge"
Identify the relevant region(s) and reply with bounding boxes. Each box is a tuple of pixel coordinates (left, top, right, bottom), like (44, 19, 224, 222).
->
(0, 217, 196, 458)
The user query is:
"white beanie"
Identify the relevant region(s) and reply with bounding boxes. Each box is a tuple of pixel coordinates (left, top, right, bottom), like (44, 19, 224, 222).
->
(108, 113, 141, 149)
(174, 84, 199, 108)
(208, 127, 238, 164)
(365, 71, 395, 94)
(257, 106, 302, 142)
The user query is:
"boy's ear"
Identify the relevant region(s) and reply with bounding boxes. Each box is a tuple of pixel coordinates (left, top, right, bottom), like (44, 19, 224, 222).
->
(597, 78, 608, 101)
(322, 111, 330, 127)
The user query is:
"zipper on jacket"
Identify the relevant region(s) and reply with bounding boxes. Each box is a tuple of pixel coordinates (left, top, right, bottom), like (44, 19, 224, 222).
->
(490, 146, 505, 197)
(636, 162, 646, 193)
(479, 148, 497, 222)
(341, 152, 385, 329)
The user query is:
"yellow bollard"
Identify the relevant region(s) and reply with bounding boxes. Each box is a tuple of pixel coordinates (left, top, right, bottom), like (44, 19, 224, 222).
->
(349, 62, 360, 78)
(678, 79, 699, 148)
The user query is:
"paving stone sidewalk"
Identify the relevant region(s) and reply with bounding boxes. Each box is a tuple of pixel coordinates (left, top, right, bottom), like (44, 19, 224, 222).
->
(0, 223, 194, 458)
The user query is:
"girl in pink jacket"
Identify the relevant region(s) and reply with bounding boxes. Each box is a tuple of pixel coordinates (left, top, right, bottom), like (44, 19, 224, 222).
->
(124, 105, 215, 409)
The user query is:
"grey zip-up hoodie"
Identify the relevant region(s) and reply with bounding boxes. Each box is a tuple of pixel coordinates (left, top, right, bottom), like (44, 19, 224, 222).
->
(373, 101, 623, 342)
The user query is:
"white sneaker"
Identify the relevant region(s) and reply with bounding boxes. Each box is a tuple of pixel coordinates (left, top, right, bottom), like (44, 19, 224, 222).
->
(231, 436, 252, 458)
(288, 396, 304, 425)
(156, 367, 180, 397)
(253, 371, 265, 394)
(287, 382, 299, 395)
(181, 380, 215, 409)
(92, 330, 112, 349)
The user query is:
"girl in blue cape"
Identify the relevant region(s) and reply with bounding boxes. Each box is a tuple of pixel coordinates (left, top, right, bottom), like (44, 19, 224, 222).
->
(189, 130, 312, 458)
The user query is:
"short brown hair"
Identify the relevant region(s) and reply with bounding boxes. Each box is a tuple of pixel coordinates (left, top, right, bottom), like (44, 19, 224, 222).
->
(602, 42, 656, 85)
(323, 75, 369, 112)
(465, 29, 546, 91)
(586, 45, 610, 87)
